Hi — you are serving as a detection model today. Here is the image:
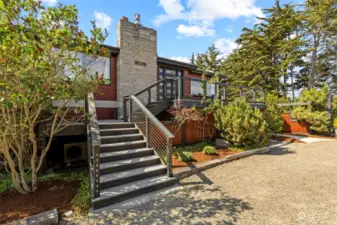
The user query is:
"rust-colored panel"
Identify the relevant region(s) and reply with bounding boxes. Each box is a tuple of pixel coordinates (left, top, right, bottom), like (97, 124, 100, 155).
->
(164, 124, 182, 145)
(281, 113, 309, 134)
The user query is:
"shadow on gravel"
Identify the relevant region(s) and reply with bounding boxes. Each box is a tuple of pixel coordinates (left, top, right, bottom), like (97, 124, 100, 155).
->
(90, 185, 252, 225)
(267, 146, 296, 155)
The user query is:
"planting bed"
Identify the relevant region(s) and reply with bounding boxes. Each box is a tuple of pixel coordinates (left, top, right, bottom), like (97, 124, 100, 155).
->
(172, 149, 238, 168)
(0, 180, 79, 224)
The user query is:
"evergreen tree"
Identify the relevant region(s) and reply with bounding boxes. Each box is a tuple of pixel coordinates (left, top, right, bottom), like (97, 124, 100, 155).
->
(191, 53, 195, 64)
(300, 0, 337, 88)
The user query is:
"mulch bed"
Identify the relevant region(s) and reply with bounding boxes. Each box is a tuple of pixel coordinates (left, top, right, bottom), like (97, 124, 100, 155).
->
(272, 135, 306, 144)
(172, 149, 238, 168)
(0, 180, 79, 225)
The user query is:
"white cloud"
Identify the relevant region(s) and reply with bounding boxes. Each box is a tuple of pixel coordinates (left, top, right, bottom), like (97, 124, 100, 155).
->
(214, 38, 238, 57)
(245, 19, 251, 23)
(154, 0, 263, 38)
(94, 11, 112, 30)
(154, 0, 263, 25)
(39, 0, 57, 6)
(177, 24, 215, 37)
(170, 56, 191, 63)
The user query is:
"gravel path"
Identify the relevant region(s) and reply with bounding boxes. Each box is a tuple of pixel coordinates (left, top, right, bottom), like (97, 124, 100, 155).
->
(61, 141, 337, 225)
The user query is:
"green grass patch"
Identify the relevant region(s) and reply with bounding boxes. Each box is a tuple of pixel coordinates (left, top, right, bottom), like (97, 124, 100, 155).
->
(178, 151, 194, 162)
(174, 141, 215, 153)
(202, 146, 217, 155)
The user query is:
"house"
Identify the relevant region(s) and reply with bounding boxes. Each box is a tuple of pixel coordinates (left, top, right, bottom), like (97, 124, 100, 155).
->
(42, 15, 265, 210)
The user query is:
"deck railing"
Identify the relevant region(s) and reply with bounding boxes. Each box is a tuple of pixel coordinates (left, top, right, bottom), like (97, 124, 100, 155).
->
(84, 92, 101, 198)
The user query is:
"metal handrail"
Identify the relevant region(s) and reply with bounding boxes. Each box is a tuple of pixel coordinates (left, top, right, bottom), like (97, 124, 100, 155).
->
(84, 92, 101, 198)
(123, 94, 174, 176)
(130, 95, 174, 139)
(133, 78, 171, 97)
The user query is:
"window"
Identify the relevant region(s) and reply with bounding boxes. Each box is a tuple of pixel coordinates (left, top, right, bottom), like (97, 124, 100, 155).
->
(191, 80, 202, 96)
(81, 54, 110, 80)
(206, 83, 216, 97)
(190, 81, 215, 97)
(63, 51, 110, 81)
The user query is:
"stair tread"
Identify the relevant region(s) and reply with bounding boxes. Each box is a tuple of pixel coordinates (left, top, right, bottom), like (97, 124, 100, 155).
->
(100, 140, 146, 148)
(98, 122, 133, 125)
(100, 134, 143, 140)
(100, 155, 159, 169)
(100, 164, 166, 183)
(100, 148, 153, 158)
(99, 127, 138, 132)
(93, 175, 176, 202)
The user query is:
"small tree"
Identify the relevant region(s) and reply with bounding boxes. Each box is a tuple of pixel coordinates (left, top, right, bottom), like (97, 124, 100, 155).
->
(0, 0, 107, 193)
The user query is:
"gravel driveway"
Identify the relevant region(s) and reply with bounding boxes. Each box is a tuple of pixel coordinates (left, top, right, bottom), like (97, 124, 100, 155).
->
(62, 140, 337, 225)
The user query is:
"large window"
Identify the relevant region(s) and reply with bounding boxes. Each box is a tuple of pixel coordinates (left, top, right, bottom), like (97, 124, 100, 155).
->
(190, 80, 215, 97)
(63, 51, 110, 82)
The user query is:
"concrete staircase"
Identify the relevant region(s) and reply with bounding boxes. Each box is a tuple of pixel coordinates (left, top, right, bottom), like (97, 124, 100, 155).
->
(92, 122, 177, 210)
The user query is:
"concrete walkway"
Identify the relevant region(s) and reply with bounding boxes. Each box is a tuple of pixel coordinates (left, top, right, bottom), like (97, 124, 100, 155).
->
(61, 140, 337, 225)
(274, 133, 336, 144)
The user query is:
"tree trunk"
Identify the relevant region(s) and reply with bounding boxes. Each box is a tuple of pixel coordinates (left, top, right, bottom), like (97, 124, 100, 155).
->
(309, 36, 318, 89)
(290, 67, 295, 101)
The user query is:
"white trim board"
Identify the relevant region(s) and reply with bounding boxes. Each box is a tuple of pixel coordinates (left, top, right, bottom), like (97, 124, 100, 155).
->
(52, 100, 118, 108)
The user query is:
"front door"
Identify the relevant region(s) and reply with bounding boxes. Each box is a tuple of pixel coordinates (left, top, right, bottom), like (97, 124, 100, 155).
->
(158, 68, 183, 100)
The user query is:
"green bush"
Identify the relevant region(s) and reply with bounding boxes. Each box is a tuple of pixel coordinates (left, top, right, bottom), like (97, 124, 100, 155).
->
(292, 85, 330, 133)
(214, 97, 271, 148)
(202, 146, 217, 155)
(264, 94, 285, 133)
(293, 106, 330, 133)
(334, 118, 337, 129)
(178, 151, 194, 162)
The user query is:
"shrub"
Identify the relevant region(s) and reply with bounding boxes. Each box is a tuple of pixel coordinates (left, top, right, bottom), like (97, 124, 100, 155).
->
(214, 97, 271, 148)
(293, 106, 330, 133)
(264, 94, 285, 133)
(202, 146, 217, 155)
(292, 85, 330, 133)
(178, 151, 194, 162)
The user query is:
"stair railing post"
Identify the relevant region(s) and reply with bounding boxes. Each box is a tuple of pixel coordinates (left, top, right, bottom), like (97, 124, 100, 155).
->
(123, 97, 127, 122)
(163, 79, 167, 100)
(148, 89, 151, 105)
(129, 98, 133, 122)
(146, 116, 150, 148)
(170, 79, 174, 99)
(166, 137, 173, 177)
(93, 144, 100, 198)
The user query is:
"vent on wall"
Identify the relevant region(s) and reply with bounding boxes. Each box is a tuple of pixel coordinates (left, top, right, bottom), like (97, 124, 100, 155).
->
(64, 142, 87, 163)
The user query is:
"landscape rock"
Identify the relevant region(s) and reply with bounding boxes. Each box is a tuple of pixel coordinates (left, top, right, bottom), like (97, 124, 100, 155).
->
(63, 211, 73, 218)
(215, 138, 229, 148)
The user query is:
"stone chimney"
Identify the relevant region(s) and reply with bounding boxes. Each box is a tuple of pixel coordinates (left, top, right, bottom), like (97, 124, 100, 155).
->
(116, 15, 158, 116)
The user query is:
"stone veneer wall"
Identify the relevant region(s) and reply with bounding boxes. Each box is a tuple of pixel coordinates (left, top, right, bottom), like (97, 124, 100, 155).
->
(116, 16, 157, 117)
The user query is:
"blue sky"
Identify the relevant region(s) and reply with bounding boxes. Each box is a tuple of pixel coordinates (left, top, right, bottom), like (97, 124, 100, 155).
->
(42, 0, 301, 63)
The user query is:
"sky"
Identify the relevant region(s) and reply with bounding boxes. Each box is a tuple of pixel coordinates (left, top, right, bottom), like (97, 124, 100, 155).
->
(41, 0, 302, 63)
